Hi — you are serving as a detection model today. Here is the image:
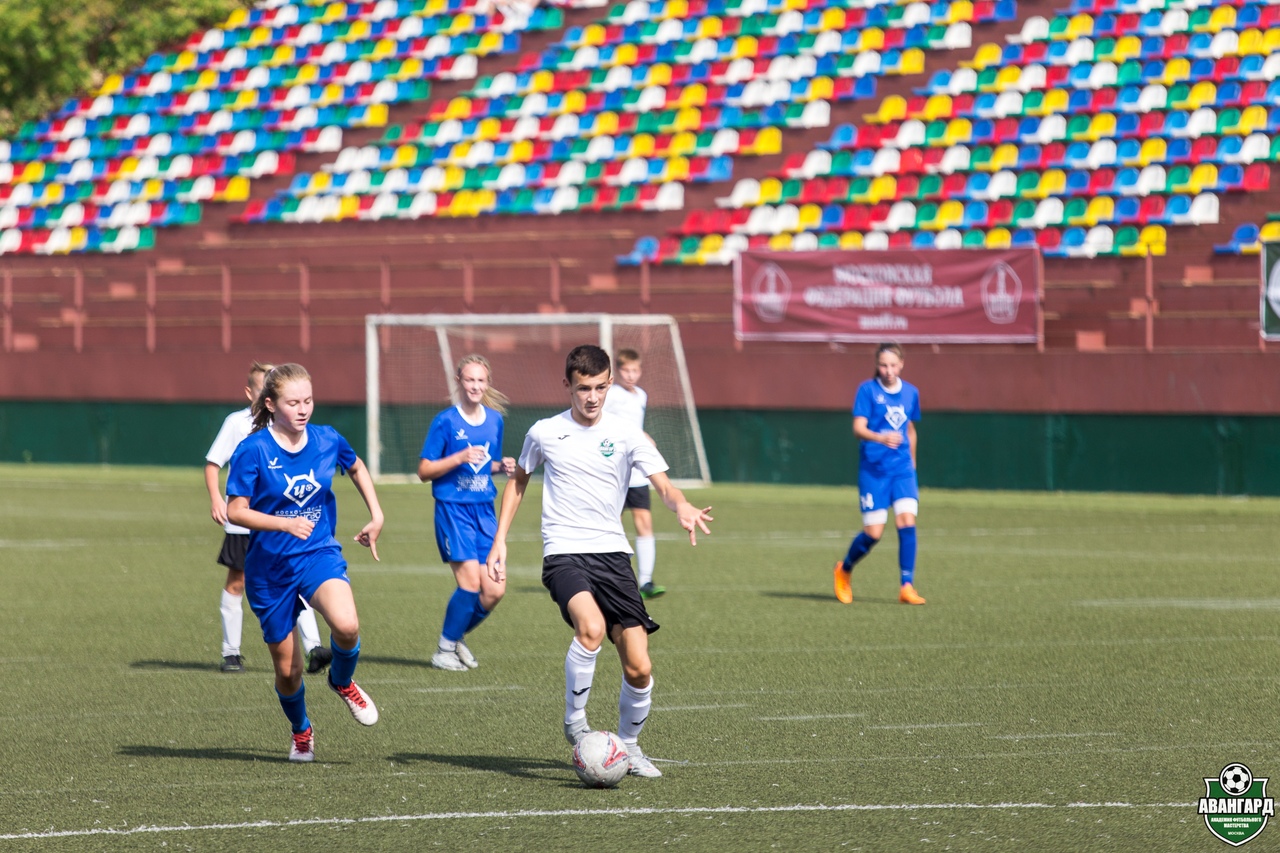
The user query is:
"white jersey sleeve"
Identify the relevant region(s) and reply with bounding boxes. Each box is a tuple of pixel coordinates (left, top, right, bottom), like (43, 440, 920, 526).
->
(604, 385, 652, 488)
(206, 408, 254, 534)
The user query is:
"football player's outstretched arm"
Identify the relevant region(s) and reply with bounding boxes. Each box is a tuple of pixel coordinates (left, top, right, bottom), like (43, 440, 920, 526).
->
(486, 465, 530, 581)
(648, 471, 713, 545)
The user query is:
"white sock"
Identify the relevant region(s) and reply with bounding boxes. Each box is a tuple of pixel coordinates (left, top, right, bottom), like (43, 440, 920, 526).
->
(438, 635, 457, 652)
(564, 638, 599, 725)
(635, 535, 656, 587)
(220, 591, 243, 657)
(617, 676, 653, 745)
(295, 601, 321, 652)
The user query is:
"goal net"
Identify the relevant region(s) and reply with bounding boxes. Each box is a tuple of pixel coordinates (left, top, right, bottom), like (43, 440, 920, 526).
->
(365, 313, 711, 486)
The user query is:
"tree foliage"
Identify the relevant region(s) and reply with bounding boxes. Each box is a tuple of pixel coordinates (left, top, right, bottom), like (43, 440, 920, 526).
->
(0, 0, 255, 135)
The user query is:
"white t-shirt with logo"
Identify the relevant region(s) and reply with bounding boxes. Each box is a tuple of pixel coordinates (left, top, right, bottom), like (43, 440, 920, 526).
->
(604, 384, 650, 488)
(206, 407, 254, 535)
(518, 410, 668, 556)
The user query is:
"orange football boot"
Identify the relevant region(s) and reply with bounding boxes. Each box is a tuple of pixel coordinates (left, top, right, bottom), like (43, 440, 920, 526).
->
(899, 583, 926, 605)
(833, 562, 853, 604)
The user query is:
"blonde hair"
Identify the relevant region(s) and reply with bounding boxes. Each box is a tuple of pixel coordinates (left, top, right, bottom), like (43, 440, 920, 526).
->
(454, 354, 509, 415)
(246, 360, 274, 387)
(251, 363, 312, 432)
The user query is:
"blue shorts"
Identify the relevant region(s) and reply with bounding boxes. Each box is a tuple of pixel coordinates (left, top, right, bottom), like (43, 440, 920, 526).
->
(245, 547, 349, 645)
(857, 467, 919, 524)
(434, 501, 497, 564)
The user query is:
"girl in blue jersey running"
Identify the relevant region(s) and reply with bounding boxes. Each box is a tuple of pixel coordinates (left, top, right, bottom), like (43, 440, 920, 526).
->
(227, 363, 384, 762)
(833, 343, 926, 606)
(418, 354, 517, 672)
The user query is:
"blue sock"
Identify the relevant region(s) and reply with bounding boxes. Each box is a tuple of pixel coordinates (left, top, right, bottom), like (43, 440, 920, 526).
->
(898, 526, 917, 586)
(442, 588, 478, 643)
(276, 683, 311, 734)
(328, 635, 360, 688)
(464, 597, 490, 634)
(842, 532, 879, 572)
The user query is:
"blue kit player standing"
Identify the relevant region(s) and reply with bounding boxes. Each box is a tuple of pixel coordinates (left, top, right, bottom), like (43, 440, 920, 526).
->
(227, 363, 384, 762)
(418, 354, 516, 672)
(833, 343, 926, 606)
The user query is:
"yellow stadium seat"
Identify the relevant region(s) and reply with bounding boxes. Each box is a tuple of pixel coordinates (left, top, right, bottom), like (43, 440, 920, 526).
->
(666, 157, 690, 181)
(173, 51, 198, 72)
(679, 83, 708, 108)
(294, 64, 319, 85)
(944, 117, 973, 146)
(1038, 169, 1066, 198)
(759, 177, 783, 205)
(669, 132, 697, 157)
(1208, 6, 1235, 32)
(1189, 163, 1217, 194)
(1186, 81, 1216, 110)
(630, 134, 656, 158)
(964, 43, 1002, 70)
(224, 177, 250, 202)
(1138, 138, 1166, 166)
(339, 195, 361, 220)
(69, 227, 88, 252)
(1264, 27, 1280, 54)
(224, 8, 249, 28)
(900, 49, 925, 75)
(1084, 196, 1113, 226)
(563, 90, 587, 113)
(582, 24, 607, 46)
(1163, 57, 1190, 85)
(839, 231, 864, 250)
(444, 97, 472, 120)
(312, 172, 333, 193)
(820, 8, 845, 30)
(234, 90, 259, 110)
(993, 65, 1021, 91)
(861, 27, 885, 51)
(1238, 28, 1264, 55)
(613, 43, 638, 66)
(593, 112, 619, 136)
(42, 181, 63, 203)
(443, 166, 466, 191)
(646, 63, 673, 87)
(990, 144, 1019, 171)
(869, 175, 897, 203)
(753, 126, 782, 155)
(1042, 88, 1069, 116)
(476, 117, 502, 141)
(798, 203, 822, 231)
(698, 16, 723, 38)
(364, 104, 388, 127)
(510, 140, 534, 162)
(923, 94, 952, 120)
(393, 144, 417, 169)
(1066, 13, 1093, 39)
(986, 227, 1011, 248)
(1114, 36, 1141, 62)
(321, 3, 347, 23)
(867, 94, 907, 124)
(1139, 224, 1166, 255)
(733, 36, 759, 58)
(950, 0, 974, 22)
(1260, 222, 1280, 242)
(247, 26, 273, 48)
(937, 200, 964, 229)
(696, 234, 725, 265)
(768, 233, 794, 251)
(141, 179, 165, 200)
(1087, 112, 1116, 141)
(371, 38, 397, 60)
(1241, 105, 1268, 135)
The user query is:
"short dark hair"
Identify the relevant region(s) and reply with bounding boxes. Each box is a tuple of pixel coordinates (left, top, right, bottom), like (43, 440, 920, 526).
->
(616, 348, 641, 366)
(565, 345, 611, 381)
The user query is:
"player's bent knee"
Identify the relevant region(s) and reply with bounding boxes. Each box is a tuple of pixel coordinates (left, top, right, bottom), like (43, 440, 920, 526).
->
(623, 664, 651, 687)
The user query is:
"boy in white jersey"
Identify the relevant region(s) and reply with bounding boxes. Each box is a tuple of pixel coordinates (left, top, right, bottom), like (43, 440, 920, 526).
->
(603, 349, 663, 598)
(487, 345, 713, 778)
(204, 361, 332, 674)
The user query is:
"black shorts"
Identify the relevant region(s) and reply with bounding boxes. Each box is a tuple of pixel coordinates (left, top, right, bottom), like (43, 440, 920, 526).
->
(542, 552, 659, 640)
(624, 486, 651, 511)
(216, 533, 249, 572)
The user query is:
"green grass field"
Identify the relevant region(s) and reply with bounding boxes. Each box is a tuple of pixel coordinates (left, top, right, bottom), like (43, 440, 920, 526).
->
(2, 463, 1278, 851)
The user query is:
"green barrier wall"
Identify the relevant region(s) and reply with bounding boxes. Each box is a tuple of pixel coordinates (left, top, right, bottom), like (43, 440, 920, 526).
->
(2, 402, 1278, 495)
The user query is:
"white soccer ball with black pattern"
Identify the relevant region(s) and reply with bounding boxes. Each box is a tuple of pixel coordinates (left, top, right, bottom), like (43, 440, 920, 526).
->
(572, 730, 630, 788)
(1221, 764, 1253, 796)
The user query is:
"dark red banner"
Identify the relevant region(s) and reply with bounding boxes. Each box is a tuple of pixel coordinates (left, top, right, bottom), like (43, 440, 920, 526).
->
(734, 248, 1042, 343)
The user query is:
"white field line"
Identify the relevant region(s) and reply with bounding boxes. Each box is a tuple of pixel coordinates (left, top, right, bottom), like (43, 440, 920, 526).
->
(1077, 598, 1280, 610)
(0, 539, 87, 548)
(410, 685, 527, 694)
(865, 723, 985, 730)
(0, 801, 1199, 841)
(988, 733, 1120, 740)
(655, 704, 751, 711)
(756, 713, 867, 721)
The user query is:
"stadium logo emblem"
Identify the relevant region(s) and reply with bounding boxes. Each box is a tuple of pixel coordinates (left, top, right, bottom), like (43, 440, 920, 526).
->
(980, 261, 1021, 325)
(466, 441, 492, 474)
(283, 470, 322, 508)
(749, 262, 791, 323)
(1266, 259, 1280, 321)
(1200, 763, 1273, 846)
(599, 439, 615, 458)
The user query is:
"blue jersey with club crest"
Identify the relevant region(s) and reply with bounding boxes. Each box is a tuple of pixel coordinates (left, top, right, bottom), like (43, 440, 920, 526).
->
(226, 425, 358, 573)
(420, 405, 504, 504)
(852, 378, 920, 477)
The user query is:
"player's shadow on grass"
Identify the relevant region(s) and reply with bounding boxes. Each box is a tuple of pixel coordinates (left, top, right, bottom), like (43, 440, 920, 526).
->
(760, 591, 900, 605)
(388, 751, 576, 785)
(118, 744, 336, 765)
(359, 654, 433, 670)
(130, 659, 220, 672)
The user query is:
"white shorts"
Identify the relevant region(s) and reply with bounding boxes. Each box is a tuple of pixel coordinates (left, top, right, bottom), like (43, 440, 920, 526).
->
(862, 497, 919, 527)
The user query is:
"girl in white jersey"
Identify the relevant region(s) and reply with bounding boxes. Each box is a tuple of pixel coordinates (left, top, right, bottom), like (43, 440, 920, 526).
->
(487, 345, 713, 780)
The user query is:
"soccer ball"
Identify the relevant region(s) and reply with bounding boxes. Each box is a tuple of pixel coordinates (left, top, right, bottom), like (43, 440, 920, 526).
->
(1221, 764, 1253, 796)
(572, 730, 631, 788)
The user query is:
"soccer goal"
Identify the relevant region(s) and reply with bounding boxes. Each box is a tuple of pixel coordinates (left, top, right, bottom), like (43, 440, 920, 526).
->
(365, 313, 712, 486)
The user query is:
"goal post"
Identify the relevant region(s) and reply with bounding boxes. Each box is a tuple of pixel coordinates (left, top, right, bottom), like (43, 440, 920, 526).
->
(365, 313, 712, 487)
